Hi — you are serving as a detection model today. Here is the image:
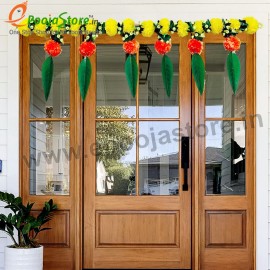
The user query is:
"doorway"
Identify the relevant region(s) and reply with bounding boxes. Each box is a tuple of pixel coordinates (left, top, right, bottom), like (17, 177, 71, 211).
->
(20, 33, 255, 270)
(82, 34, 255, 269)
(83, 36, 192, 269)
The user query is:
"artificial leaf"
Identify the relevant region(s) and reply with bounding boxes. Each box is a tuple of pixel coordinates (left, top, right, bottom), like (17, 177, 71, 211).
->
(161, 54, 174, 97)
(78, 57, 92, 101)
(226, 52, 241, 94)
(191, 53, 205, 95)
(125, 54, 138, 97)
(41, 56, 54, 101)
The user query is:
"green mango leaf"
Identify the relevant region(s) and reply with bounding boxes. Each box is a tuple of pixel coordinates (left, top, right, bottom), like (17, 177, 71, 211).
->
(125, 54, 138, 97)
(42, 56, 54, 101)
(78, 57, 92, 101)
(191, 53, 205, 95)
(226, 52, 241, 94)
(162, 55, 174, 97)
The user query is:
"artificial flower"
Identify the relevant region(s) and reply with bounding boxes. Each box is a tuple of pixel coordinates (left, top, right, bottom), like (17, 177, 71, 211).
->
(223, 36, 241, 51)
(44, 40, 62, 57)
(17, 18, 31, 36)
(210, 18, 223, 34)
(229, 19, 241, 31)
(79, 41, 96, 57)
(123, 18, 135, 33)
(177, 20, 189, 37)
(105, 18, 118, 36)
(244, 17, 259, 34)
(187, 39, 203, 55)
(33, 22, 47, 37)
(159, 18, 170, 35)
(154, 40, 172, 55)
(70, 22, 81, 36)
(141, 20, 155, 37)
(86, 19, 97, 33)
(123, 39, 139, 54)
(193, 20, 204, 34)
(50, 18, 65, 32)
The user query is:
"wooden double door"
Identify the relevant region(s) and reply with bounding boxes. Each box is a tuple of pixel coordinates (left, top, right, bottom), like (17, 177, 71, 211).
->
(83, 34, 255, 269)
(20, 34, 255, 270)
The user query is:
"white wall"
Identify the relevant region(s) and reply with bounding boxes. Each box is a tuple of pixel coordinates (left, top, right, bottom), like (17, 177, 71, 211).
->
(0, 1, 269, 269)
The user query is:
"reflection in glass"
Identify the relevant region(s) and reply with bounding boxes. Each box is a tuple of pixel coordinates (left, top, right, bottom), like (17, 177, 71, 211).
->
(30, 45, 70, 118)
(96, 45, 136, 118)
(139, 45, 179, 118)
(205, 121, 245, 195)
(29, 121, 70, 195)
(139, 122, 179, 195)
(205, 44, 246, 118)
(96, 122, 136, 195)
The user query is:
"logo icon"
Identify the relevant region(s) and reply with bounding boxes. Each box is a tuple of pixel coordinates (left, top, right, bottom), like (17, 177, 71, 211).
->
(5, 1, 28, 27)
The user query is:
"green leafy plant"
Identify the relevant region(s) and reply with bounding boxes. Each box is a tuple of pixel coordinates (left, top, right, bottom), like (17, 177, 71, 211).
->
(0, 191, 57, 248)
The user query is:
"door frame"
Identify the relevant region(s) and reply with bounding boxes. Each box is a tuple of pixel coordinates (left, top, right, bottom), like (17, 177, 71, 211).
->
(18, 30, 260, 270)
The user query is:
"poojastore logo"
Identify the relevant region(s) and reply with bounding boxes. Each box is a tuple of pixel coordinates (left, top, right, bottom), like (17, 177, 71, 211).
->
(5, 1, 28, 27)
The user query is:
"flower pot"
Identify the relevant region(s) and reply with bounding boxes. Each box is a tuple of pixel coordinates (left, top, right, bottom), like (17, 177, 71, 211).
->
(5, 246, 43, 270)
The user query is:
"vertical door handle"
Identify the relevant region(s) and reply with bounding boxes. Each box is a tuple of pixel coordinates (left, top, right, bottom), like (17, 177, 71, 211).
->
(181, 137, 189, 191)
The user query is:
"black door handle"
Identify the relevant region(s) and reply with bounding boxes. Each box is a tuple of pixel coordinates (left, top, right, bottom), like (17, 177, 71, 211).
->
(181, 137, 189, 191)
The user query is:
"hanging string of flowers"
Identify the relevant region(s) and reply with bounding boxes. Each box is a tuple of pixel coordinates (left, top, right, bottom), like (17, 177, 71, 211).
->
(17, 17, 261, 100)
(121, 19, 140, 97)
(186, 20, 206, 95)
(42, 33, 64, 101)
(154, 19, 174, 97)
(78, 33, 97, 101)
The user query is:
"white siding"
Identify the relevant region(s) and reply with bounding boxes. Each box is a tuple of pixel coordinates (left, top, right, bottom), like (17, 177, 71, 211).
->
(0, 18, 8, 270)
(0, 1, 269, 269)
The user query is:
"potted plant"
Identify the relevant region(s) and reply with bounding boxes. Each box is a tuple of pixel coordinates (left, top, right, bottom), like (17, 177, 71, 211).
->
(0, 191, 57, 270)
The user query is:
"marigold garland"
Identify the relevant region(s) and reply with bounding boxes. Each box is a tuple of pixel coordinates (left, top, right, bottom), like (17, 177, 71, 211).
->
(123, 40, 140, 54)
(210, 18, 223, 34)
(155, 40, 172, 55)
(223, 36, 241, 52)
(18, 17, 261, 39)
(187, 39, 203, 55)
(141, 20, 155, 37)
(79, 41, 96, 57)
(158, 18, 170, 35)
(44, 40, 62, 57)
(105, 18, 118, 37)
(177, 20, 189, 37)
(22, 16, 261, 100)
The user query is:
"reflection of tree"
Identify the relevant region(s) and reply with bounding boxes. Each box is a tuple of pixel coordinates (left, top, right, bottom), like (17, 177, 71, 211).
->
(96, 106, 135, 194)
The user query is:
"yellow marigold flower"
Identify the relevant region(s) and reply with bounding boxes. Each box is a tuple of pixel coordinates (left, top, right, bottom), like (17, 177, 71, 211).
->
(50, 18, 65, 32)
(17, 18, 31, 36)
(244, 16, 259, 34)
(194, 20, 204, 34)
(229, 19, 241, 31)
(177, 20, 189, 37)
(210, 18, 223, 34)
(159, 18, 170, 35)
(141, 20, 155, 37)
(123, 18, 135, 33)
(86, 19, 97, 33)
(70, 22, 81, 36)
(105, 18, 118, 36)
(33, 22, 47, 37)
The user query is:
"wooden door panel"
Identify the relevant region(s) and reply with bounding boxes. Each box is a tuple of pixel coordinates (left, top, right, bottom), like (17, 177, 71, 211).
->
(32, 210, 70, 247)
(94, 261, 181, 269)
(96, 211, 179, 247)
(205, 210, 246, 248)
